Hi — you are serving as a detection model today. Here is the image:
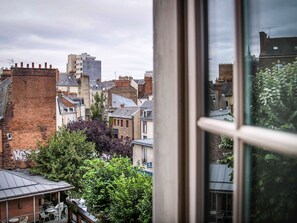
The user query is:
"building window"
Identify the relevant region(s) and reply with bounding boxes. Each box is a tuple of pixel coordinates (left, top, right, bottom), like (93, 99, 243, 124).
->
(114, 119, 116, 126)
(153, 0, 297, 222)
(142, 146, 147, 164)
(121, 120, 123, 127)
(126, 120, 129, 128)
(143, 121, 147, 133)
(121, 135, 123, 141)
(7, 133, 12, 140)
(117, 119, 119, 126)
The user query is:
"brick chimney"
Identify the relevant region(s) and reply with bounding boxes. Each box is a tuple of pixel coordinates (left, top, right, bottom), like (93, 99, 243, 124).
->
(144, 76, 153, 95)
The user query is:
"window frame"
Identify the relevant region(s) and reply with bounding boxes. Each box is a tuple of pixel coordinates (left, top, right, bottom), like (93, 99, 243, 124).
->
(153, 0, 297, 222)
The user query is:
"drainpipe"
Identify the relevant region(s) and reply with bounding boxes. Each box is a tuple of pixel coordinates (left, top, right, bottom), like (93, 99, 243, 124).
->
(33, 196, 36, 223)
(6, 201, 8, 223)
(58, 192, 61, 223)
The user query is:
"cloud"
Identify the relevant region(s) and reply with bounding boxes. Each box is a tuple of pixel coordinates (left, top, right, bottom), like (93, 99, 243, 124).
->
(0, 0, 153, 80)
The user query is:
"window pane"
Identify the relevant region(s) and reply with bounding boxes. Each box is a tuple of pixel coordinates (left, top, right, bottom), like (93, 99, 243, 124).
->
(207, 0, 235, 121)
(206, 133, 233, 222)
(244, 145, 297, 222)
(244, 0, 297, 133)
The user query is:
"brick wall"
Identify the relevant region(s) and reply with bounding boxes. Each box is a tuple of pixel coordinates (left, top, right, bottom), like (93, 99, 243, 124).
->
(2, 64, 56, 169)
(218, 64, 233, 82)
(144, 76, 153, 96)
(107, 86, 137, 107)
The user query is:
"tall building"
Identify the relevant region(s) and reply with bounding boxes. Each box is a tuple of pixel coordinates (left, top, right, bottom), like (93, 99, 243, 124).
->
(67, 53, 101, 87)
(0, 62, 57, 169)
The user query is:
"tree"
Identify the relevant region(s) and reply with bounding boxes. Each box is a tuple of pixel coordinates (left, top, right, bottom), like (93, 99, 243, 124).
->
(218, 61, 297, 222)
(81, 157, 152, 222)
(67, 120, 132, 158)
(29, 127, 96, 196)
(90, 92, 106, 122)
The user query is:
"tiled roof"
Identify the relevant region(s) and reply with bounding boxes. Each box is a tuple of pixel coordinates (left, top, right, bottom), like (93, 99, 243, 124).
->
(140, 100, 153, 110)
(134, 79, 145, 85)
(209, 109, 234, 122)
(90, 81, 115, 90)
(0, 78, 11, 120)
(132, 138, 154, 148)
(0, 169, 73, 202)
(112, 94, 137, 108)
(57, 73, 78, 86)
(109, 107, 139, 119)
(209, 163, 233, 192)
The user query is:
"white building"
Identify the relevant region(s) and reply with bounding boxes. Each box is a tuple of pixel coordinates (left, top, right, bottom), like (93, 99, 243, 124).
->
(140, 100, 154, 139)
(132, 138, 154, 174)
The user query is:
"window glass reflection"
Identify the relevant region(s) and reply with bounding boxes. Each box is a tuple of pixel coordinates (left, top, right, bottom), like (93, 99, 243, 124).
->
(244, 145, 297, 222)
(207, 133, 233, 222)
(245, 0, 297, 133)
(208, 0, 235, 120)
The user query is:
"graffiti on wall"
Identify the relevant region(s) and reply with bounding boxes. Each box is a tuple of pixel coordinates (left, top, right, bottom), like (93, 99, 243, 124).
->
(13, 149, 31, 161)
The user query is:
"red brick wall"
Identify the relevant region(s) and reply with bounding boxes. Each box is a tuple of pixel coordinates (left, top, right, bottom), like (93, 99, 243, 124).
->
(2, 66, 56, 169)
(218, 64, 233, 82)
(108, 86, 137, 107)
(0, 197, 40, 222)
(144, 76, 153, 96)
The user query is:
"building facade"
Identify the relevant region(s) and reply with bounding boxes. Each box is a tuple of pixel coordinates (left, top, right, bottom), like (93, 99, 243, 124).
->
(0, 62, 56, 169)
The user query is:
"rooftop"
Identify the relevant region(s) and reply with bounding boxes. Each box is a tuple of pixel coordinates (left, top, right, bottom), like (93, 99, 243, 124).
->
(112, 94, 137, 108)
(132, 138, 154, 148)
(109, 107, 139, 119)
(0, 78, 11, 120)
(57, 73, 78, 87)
(0, 169, 73, 202)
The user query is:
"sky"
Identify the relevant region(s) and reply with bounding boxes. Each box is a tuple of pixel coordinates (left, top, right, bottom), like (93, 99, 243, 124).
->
(0, 0, 153, 81)
(208, 0, 297, 82)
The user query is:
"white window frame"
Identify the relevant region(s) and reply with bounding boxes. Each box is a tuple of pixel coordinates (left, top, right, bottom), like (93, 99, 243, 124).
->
(153, 0, 297, 222)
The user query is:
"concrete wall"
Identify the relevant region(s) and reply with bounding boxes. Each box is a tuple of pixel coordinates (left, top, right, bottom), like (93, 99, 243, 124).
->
(132, 144, 154, 167)
(141, 120, 154, 139)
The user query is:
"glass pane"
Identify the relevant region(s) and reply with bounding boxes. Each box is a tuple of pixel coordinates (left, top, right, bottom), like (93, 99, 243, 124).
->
(207, 0, 235, 121)
(244, 145, 297, 222)
(244, 0, 297, 133)
(206, 133, 233, 222)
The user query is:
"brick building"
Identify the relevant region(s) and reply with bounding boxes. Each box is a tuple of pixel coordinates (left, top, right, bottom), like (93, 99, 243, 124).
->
(0, 62, 56, 169)
(107, 78, 138, 108)
(259, 31, 297, 69)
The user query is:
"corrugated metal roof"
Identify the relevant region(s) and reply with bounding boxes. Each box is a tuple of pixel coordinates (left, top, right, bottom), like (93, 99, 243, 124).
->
(0, 169, 73, 202)
(209, 163, 233, 192)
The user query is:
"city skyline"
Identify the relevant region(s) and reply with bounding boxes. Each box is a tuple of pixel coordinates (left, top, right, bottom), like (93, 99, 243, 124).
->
(0, 0, 153, 81)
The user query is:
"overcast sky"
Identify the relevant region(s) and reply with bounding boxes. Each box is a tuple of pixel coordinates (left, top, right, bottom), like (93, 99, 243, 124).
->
(0, 0, 152, 81)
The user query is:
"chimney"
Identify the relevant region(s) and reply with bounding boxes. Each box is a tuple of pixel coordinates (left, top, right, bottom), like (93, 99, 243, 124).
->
(32, 62, 34, 68)
(21, 62, 23, 68)
(27, 64, 29, 68)
(50, 64, 52, 69)
(120, 104, 125, 108)
(45, 62, 47, 68)
(39, 64, 41, 69)
(15, 63, 17, 68)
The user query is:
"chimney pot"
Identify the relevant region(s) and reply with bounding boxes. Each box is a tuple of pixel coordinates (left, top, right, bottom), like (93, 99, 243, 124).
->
(32, 62, 34, 68)
(45, 62, 47, 68)
(15, 63, 17, 68)
(50, 64, 52, 69)
(21, 62, 23, 68)
(39, 64, 41, 68)
(27, 64, 29, 68)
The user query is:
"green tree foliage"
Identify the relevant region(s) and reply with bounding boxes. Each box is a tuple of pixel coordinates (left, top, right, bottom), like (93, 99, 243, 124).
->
(91, 92, 106, 122)
(29, 127, 96, 195)
(250, 61, 297, 222)
(218, 61, 297, 222)
(81, 157, 152, 222)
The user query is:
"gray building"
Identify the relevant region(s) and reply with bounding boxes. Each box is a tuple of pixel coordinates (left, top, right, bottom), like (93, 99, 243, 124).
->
(67, 53, 101, 87)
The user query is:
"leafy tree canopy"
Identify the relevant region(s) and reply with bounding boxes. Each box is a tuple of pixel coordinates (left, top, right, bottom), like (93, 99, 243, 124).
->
(67, 120, 132, 158)
(90, 92, 106, 122)
(29, 127, 96, 195)
(81, 157, 152, 222)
